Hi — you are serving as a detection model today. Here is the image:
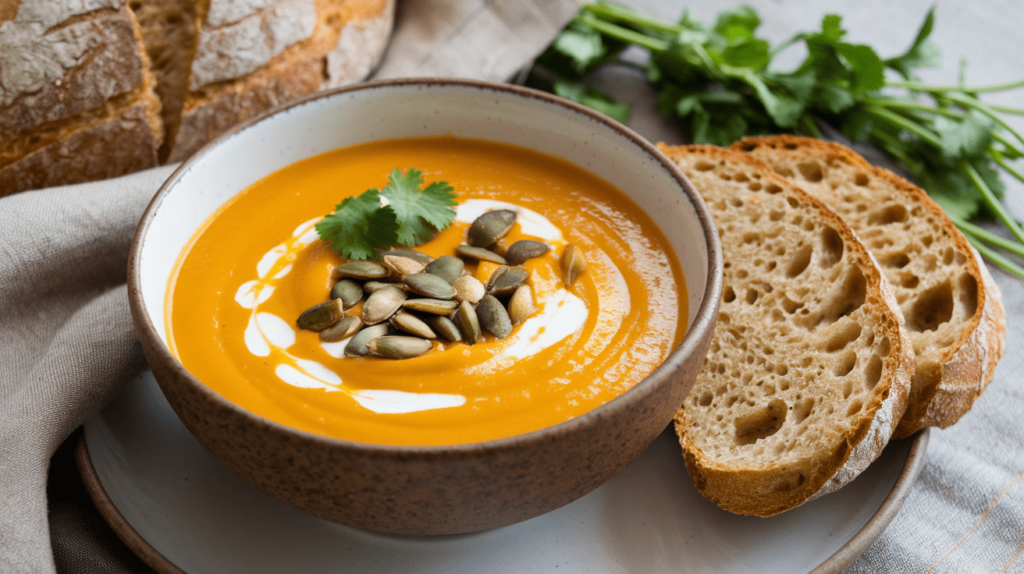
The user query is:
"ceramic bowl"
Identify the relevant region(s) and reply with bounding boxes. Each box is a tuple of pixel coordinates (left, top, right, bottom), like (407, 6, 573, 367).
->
(128, 79, 722, 535)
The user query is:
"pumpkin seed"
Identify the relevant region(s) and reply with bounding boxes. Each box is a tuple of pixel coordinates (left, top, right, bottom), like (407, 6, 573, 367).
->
(296, 299, 344, 331)
(488, 266, 528, 295)
(456, 245, 507, 265)
(333, 260, 389, 280)
(560, 244, 588, 286)
(427, 316, 462, 342)
(467, 209, 517, 247)
(379, 249, 434, 265)
(507, 285, 536, 325)
(344, 323, 391, 357)
(319, 315, 363, 342)
(505, 240, 550, 265)
(368, 336, 432, 360)
(453, 275, 485, 304)
(390, 311, 437, 339)
(362, 287, 406, 325)
(364, 280, 403, 294)
(476, 295, 512, 340)
(383, 255, 425, 277)
(454, 300, 481, 345)
(404, 272, 457, 299)
(330, 279, 363, 310)
(484, 265, 509, 292)
(424, 255, 464, 284)
(403, 298, 459, 315)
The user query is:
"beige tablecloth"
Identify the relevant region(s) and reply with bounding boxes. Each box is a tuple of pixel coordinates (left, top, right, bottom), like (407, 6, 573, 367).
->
(2, 1, 1023, 573)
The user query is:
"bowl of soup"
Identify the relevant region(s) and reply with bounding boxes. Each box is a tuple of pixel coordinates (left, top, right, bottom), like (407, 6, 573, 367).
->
(128, 79, 722, 535)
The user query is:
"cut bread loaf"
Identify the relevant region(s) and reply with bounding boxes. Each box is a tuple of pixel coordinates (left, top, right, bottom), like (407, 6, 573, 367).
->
(135, 0, 395, 162)
(732, 135, 1006, 438)
(0, 0, 163, 195)
(0, 0, 393, 195)
(660, 144, 914, 517)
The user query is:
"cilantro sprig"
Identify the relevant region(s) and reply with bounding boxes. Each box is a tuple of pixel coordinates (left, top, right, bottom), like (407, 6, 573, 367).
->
(315, 168, 457, 260)
(528, 3, 1024, 279)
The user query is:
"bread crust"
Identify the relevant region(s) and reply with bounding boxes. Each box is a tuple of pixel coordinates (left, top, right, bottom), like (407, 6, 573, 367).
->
(0, 3, 146, 145)
(0, 1, 162, 195)
(167, 0, 393, 162)
(731, 135, 1007, 438)
(661, 144, 914, 516)
(0, 100, 160, 193)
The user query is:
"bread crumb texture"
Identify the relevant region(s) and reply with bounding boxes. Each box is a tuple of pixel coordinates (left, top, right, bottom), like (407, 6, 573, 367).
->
(733, 136, 1006, 437)
(662, 145, 913, 517)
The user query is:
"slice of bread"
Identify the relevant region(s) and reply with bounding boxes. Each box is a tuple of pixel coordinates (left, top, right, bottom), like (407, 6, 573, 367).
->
(732, 135, 1006, 438)
(659, 144, 915, 517)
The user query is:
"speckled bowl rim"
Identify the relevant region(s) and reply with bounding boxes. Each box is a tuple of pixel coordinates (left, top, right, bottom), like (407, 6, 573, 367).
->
(76, 430, 930, 573)
(127, 77, 724, 457)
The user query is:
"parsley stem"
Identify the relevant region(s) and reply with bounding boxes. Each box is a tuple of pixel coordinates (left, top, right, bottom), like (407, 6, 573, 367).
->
(863, 105, 943, 148)
(963, 161, 1024, 245)
(961, 233, 1024, 281)
(578, 13, 669, 53)
(991, 152, 1024, 186)
(989, 104, 1024, 116)
(870, 128, 918, 171)
(954, 219, 1024, 259)
(887, 78, 1024, 94)
(943, 92, 1024, 148)
(582, 3, 682, 35)
(992, 133, 1024, 159)
(864, 98, 963, 119)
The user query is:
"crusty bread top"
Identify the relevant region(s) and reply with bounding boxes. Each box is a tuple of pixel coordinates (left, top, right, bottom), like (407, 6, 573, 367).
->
(661, 144, 914, 517)
(0, 0, 147, 144)
(732, 135, 1006, 437)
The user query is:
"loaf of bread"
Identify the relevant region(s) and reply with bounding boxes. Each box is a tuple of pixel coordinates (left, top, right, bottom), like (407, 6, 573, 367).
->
(661, 144, 915, 517)
(135, 0, 395, 162)
(0, 0, 393, 195)
(732, 135, 1006, 438)
(0, 0, 163, 195)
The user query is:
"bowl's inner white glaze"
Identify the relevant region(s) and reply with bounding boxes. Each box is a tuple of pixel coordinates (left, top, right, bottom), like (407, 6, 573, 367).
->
(139, 82, 711, 345)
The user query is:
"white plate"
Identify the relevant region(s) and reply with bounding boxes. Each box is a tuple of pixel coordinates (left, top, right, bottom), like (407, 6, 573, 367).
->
(81, 371, 927, 574)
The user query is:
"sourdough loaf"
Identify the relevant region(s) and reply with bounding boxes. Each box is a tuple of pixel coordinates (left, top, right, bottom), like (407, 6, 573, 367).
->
(135, 0, 395, 162)
(0, 0, 393, 194)
(732, 135, 1006, 438)
(661, 144, 914, 517)
(0, 0, 163, 195)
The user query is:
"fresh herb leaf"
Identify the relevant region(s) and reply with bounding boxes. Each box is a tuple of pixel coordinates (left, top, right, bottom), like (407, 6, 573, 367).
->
(379, 168, 458, 246)
(316, 168, 457, 260)
(554, 80, 632, 123)
(316, 190, 398, 260)
(885, 8, 940, 79)
(533, 3, 1024, 276)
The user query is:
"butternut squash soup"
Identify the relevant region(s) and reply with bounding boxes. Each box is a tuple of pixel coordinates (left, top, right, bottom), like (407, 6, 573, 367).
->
(167, 136, 686, 446)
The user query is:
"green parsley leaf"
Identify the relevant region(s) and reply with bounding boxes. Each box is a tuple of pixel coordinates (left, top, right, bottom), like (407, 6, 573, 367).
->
(885, 8, 940, 79)
(932, 111, 995, 159)
(379, 168, 458, 246)
(315, 190, 398, 260)
(554, 80, 632, 124)
(316, 168, 457, 260)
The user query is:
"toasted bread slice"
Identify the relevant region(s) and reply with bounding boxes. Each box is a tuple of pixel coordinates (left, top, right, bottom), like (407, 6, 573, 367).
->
(732, 135, 1006, 438)
(660, 144, 914, 517)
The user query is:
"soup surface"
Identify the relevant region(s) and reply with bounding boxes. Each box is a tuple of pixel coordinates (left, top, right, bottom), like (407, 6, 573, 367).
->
(167, 136, 686, 445)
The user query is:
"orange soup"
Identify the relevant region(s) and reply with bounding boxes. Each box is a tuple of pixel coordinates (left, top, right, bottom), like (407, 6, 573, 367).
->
(167, 136, 686, 446)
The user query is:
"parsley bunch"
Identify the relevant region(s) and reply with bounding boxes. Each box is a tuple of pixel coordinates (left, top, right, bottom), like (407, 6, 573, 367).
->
(529, 3, 1024, 279)
(316, 168, 457, 260)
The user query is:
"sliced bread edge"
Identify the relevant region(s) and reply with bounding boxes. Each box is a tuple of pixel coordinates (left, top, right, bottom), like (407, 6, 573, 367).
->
(660, 144, 915, 516)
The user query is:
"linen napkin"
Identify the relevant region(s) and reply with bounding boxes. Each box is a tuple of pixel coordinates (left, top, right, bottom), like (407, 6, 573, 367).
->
(0, 1, 579, 572)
